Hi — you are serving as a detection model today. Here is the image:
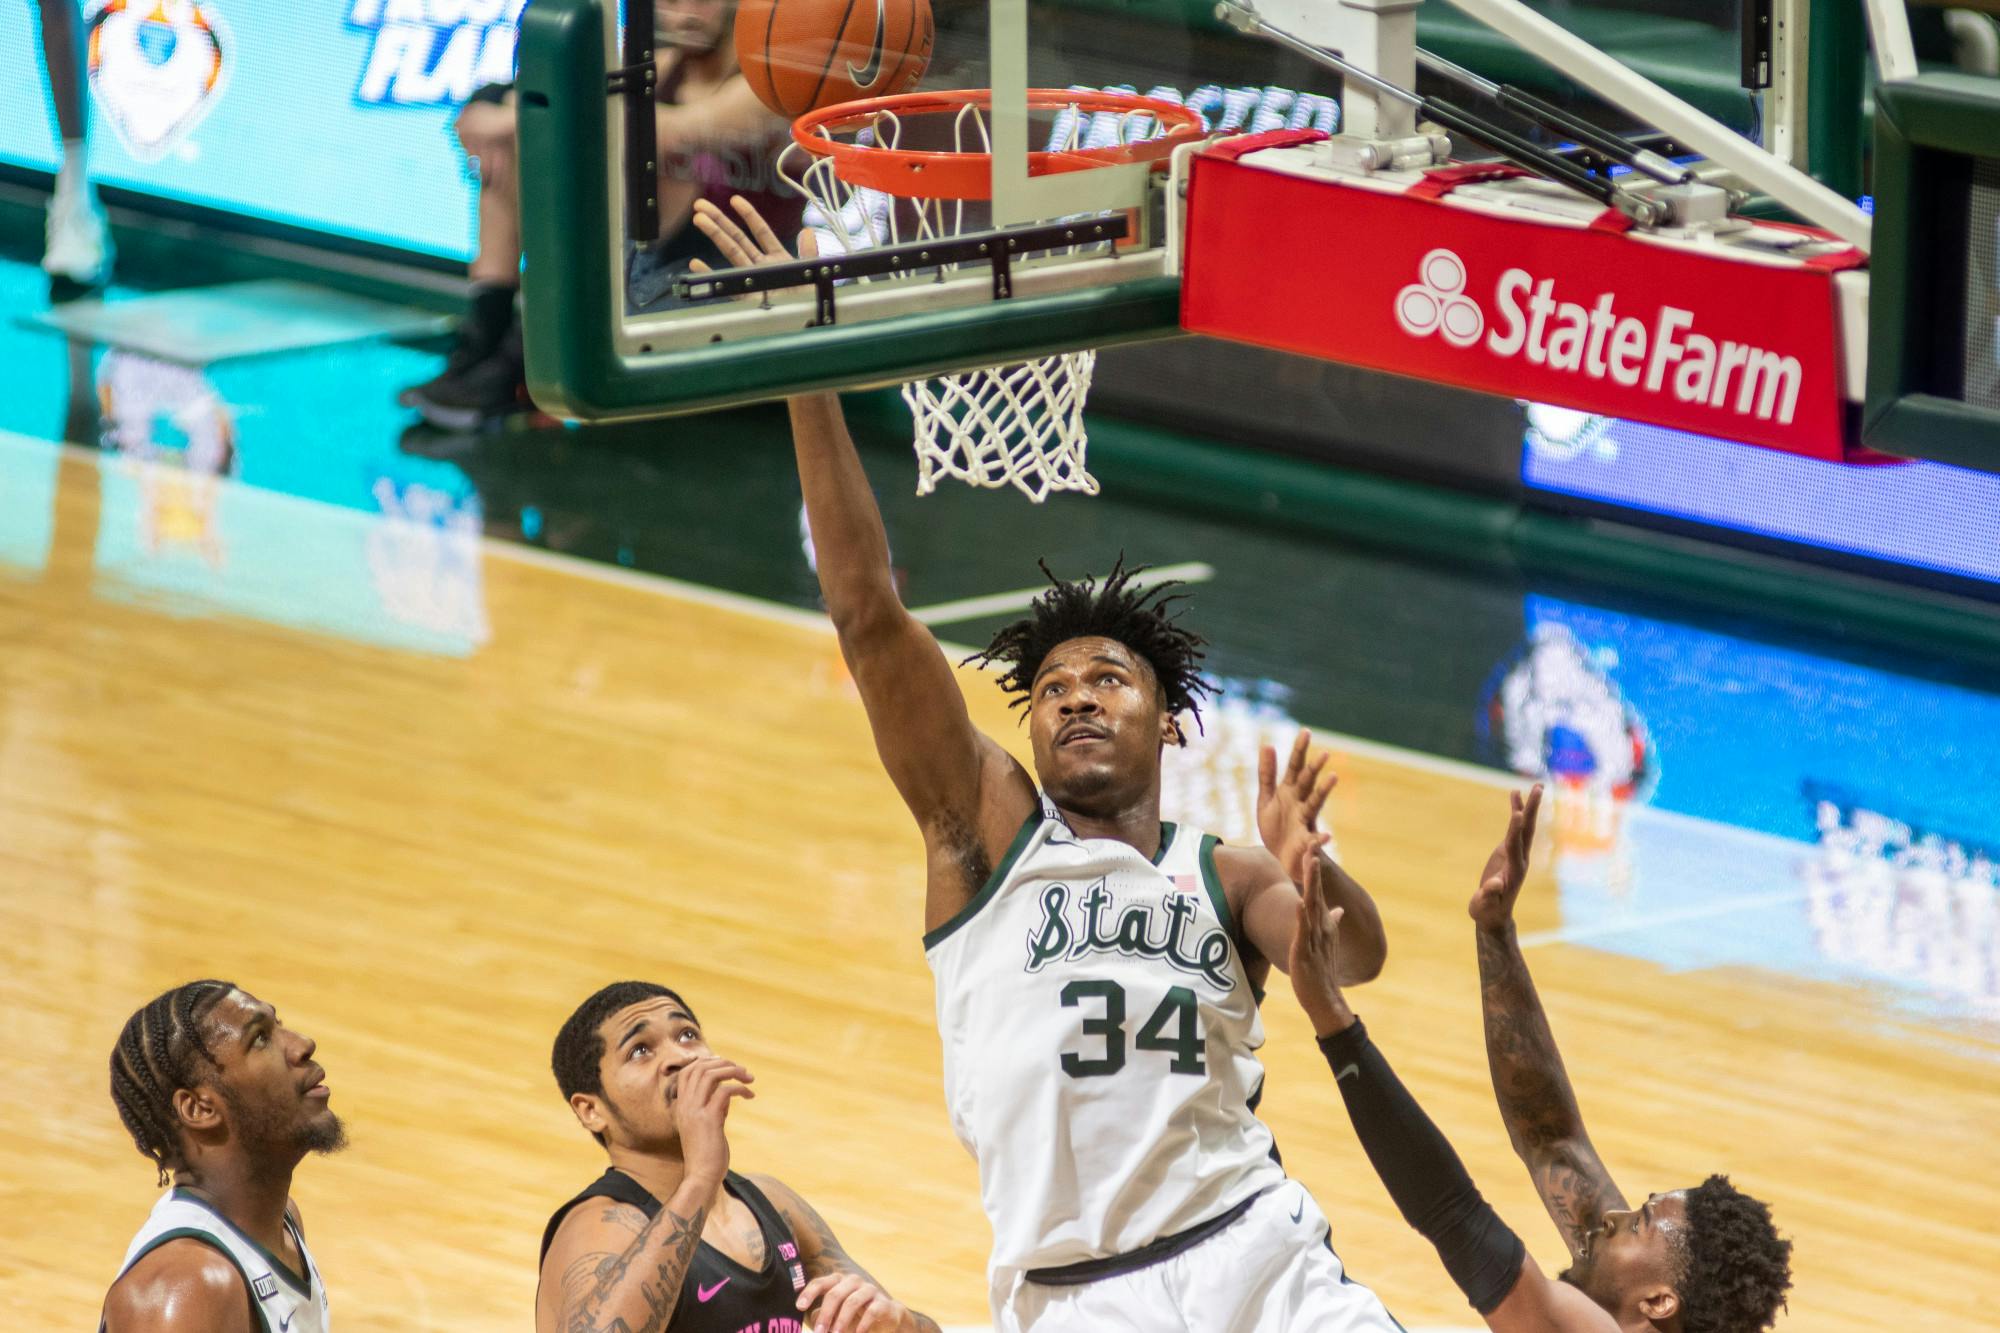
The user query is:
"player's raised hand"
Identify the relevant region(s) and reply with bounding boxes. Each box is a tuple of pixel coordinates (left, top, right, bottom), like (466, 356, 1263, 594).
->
(796, 1272, 918, 1333)
(1468, 784, 1543, 933)
(1257, 728, 1339, 881)
(669, 1055, 755, 1189)
(1286, 838, 1352, 1038)
(688, 195, 819, 274)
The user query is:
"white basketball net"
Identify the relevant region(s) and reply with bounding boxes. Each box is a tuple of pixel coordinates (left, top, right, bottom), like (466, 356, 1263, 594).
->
(781, 93, 1183, 503)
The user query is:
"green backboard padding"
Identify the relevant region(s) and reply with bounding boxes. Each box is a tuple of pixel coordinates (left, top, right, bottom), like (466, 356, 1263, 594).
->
(1864, 73, 2000, 472)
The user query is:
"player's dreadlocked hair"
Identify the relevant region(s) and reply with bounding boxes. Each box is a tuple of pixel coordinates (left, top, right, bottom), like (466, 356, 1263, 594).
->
(109, 980, 236, 1186)
(1673, 1175, 1793, 1333)
(970, 557, 1211, 743)
(553, 981, 698, 1146)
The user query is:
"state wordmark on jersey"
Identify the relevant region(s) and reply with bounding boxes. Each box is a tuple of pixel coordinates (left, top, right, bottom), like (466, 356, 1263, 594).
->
(1024, 879, 1235, 991)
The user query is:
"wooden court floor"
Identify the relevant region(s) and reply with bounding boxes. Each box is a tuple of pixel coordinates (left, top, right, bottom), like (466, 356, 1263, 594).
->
(2, 448, 1996, 1330)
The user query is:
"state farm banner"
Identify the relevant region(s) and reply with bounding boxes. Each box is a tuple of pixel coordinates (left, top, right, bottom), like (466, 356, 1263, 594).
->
(1181, 145, 1856, 461)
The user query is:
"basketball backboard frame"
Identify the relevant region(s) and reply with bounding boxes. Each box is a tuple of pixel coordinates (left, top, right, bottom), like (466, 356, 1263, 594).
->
(517, 0, 1199, 422)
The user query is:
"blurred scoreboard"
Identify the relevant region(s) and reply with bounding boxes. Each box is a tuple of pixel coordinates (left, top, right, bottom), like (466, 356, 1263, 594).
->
(0, 0, 522, 259)
(1521, 410, 2000, 592)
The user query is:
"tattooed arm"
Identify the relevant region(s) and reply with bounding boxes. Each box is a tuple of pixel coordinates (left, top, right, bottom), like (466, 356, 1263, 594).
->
(1469, 787, 1629, 1260)
(535, 1057, 753, 1333)
(750, 1175, 944, 1333)
(537, 1198, 709, 1333)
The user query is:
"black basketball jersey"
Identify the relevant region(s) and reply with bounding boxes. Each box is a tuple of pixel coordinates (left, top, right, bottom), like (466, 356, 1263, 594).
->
(541, 1169, 809, 1333)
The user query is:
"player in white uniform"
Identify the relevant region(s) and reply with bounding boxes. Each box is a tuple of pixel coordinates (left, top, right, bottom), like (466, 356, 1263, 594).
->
(690, 201, 1408, 1330)
(101, 981, 344, 1333)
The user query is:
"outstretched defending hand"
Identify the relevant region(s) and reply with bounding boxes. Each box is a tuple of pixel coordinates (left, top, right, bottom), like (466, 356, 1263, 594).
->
(1257, 728, 1338, 886)
(1287, 839, 1353, 1039)
(688, 194, 818, 273)
(669, 1056, 755, 1190)
(1468, 784, 1543, 933)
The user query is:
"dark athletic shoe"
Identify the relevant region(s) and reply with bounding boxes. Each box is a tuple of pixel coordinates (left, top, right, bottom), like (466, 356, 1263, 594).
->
(401, 317, 527, 430)
(399, 286, 516, 409)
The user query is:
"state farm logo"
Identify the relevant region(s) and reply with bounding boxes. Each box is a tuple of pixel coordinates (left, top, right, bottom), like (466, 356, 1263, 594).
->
(1396, 249, 1484, 348)
(1390, 250, 1805, 426)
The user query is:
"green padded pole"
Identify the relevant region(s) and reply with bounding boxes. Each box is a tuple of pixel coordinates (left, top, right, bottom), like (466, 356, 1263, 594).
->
(1806, 0, 1867, 198)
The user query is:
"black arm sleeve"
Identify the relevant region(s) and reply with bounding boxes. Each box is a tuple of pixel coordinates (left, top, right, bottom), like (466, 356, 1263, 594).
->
(1320, 1018, 1527, 1315)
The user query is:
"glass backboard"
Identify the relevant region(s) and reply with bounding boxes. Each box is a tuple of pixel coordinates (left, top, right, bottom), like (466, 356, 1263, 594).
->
(516, 0, 1341, 419)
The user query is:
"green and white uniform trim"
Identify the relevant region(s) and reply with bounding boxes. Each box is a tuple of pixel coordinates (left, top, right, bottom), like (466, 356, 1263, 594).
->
(105, 1188, 329, 1333)
(925, 799, 1287, 1276)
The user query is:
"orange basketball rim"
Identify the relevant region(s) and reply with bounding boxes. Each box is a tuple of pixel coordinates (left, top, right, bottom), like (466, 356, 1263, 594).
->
(789, 88, 1209, 201)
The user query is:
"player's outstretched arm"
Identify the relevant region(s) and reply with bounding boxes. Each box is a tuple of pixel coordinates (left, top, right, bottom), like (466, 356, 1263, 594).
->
(1230, 729, 1387, 984)
(750, 1174, 945, 1333)
(1289, 881, 1616, 1333)
(690, 199, 1036, 928)
(1469, 786, 1629, 1260)
(100, 1242, 260, 1333)
(536, 1058, 753, 1333)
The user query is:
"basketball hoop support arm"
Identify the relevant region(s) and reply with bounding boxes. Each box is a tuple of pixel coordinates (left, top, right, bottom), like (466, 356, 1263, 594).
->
(1252, 0, 1422, 141)
(1437, 0, 1871, 250)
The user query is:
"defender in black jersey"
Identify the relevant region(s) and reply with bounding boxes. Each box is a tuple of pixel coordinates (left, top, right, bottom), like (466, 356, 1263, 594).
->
(536, 982, 945, 1333)
(1285, 790, 1793, 1333)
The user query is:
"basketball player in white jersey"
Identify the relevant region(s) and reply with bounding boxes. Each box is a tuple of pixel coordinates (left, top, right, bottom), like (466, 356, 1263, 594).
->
(1288, 789, 1794, 1332)
(101, 981, 344, 1333)
(693, 183, 1403, 1333)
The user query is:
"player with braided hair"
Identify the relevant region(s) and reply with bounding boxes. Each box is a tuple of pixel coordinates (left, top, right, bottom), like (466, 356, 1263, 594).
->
(716, 357, 1400, 1331)
(100, 982, 344, 1333)
(1285, 787, 1793, 1332)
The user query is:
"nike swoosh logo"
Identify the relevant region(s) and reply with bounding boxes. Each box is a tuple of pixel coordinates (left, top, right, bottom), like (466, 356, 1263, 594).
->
(1290, 1202, 1305, 1224)
(1335, 1062, 1360, 1082)
(697, 1278, 730, 1303)
(279, 1315, 293, 1332)
(844, 0, 886, 89)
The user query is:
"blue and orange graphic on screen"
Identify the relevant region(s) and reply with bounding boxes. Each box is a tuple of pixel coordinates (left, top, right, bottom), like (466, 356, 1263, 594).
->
(85, 0, 229, 163)
(0, 0, 523, 256)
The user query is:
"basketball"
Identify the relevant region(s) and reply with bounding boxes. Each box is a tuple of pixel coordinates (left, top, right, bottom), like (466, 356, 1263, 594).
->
(735, 0, 934, 119)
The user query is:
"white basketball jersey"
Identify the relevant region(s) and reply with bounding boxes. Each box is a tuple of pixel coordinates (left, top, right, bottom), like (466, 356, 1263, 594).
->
(106, 1188, 329, 1333)
(925, 805, 1286, 1273)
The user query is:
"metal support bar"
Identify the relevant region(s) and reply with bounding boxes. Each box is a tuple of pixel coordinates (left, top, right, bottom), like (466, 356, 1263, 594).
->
(1862, 0, 1920, 82)
(1220, 3, 1661, 220)
(1417, 47, 1691, 184)
(1440, 0, 1870, 249)
(1765, 0, 1810, 167)
(670, 216, 1131, 326)
(1742, 0, 1774, 88)
(609, 0, 657, 244)
(1250, 0, 1421, 140)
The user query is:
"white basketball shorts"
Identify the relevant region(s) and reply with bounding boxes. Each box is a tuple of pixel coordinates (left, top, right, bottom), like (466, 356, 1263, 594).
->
(988, 1179, 1405, 1333)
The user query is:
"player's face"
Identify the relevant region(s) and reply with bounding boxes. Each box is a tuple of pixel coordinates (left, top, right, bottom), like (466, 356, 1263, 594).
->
(1560, 1190, 1688, 1317)
(655, 0, 730, 54)
(592, 998, 714, 1150)
(1027, 637, 1174, 814)
(200, 990, 346, 1164)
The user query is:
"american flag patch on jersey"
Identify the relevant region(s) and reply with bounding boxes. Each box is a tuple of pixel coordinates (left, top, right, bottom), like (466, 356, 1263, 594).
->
(780, 1242, 804, 1291)
(1170, 874, 1199, 896)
